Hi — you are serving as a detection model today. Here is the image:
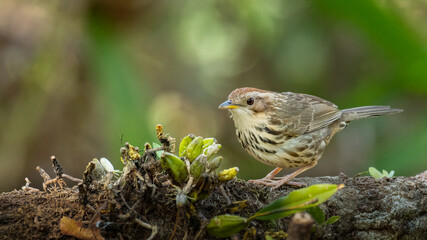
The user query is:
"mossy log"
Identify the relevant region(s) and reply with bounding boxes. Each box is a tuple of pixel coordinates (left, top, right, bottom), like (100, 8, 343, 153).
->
(0, 173, 426, 239)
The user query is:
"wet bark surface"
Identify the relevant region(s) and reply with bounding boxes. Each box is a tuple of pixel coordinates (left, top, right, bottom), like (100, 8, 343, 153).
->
(0, 172, 426, 240)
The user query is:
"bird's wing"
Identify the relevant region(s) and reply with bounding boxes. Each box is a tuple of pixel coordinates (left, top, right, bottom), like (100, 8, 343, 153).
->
(271, 92, 342, 136)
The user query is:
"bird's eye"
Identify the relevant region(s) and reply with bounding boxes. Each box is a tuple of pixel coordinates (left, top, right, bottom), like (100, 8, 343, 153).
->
(246, 97, 254, 105)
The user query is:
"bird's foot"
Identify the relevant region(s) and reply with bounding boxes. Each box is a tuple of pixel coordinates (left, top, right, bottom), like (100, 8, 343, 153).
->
(248, 177, 305, 189)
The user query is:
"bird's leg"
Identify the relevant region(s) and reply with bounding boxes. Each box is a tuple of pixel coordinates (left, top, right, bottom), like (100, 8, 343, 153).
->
(248, 162, 318, 189)
(248, 167, 282, 185)
(265, 167, 283, 180)
(271, 161, 318, 189)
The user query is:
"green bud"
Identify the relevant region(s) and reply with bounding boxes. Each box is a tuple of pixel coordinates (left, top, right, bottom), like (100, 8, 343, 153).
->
(176, 191, 188, 208)
(218, 167, 239, 182)
(161, 152, 188, 183)
(190, 155, 207, 179)
(179, 134, 195, 157)
(207, 214, 248, 238)
(186, 137, 203, 162)
(203, 144, 221, 160)
(202, 138, 216, 150)
(207, 156, 223, 172)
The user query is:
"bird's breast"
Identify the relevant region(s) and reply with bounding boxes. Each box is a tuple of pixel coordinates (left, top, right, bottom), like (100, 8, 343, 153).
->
(235, 125, 329, 168)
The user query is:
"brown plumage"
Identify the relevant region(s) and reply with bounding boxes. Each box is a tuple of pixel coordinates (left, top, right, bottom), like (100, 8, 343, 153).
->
(219, 87, 402, 189)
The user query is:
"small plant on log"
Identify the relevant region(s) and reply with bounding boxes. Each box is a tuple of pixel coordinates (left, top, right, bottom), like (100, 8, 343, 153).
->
(22, 124, 345, 239)
(368, 167, 395, 179)
(60, 124, 241, 239)
(206, 184, 344, 238)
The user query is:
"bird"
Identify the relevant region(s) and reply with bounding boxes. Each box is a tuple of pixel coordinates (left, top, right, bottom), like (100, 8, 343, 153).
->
(218, 87, 402, 189)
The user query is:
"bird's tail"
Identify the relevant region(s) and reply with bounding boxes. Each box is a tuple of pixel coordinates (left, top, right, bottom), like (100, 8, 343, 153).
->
(341, 106, 402, 122)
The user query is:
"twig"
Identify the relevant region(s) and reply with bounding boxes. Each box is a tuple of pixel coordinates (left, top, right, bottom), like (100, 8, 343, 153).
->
(36, 166, 51, 182)
(141, 147, 165, 160)
(183, 176, 194, 194)
(119, 194, 151, 228)
(144, 147, 165, 155)
(168, 209, 180, 240)
(135, 218, 158, 240)
(194, 219, 209, 240)
(36, 166, 51, 190)
(44, 177, 66, 189)
(182, 159, 194, 194)
(219, 185, 231, 205)
(134, 170, 157, 197)
(62, 174, 83, 183)
(134, 218, 153, 229)
(51, 156, 64, 177)
(120, 194, 142, 218)
(287, 212, 313, 240)
(21, 178, 39, 192)
(37, 157, 82, 191)
(51, 156, 83, 183)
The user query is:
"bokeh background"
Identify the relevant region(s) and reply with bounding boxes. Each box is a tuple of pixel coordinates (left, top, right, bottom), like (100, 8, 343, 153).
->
(1, 0, 426, 192)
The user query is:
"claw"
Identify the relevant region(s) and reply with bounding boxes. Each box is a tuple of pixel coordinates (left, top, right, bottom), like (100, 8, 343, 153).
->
(247, 162, 317, 189)
(248, 178, 304, 188)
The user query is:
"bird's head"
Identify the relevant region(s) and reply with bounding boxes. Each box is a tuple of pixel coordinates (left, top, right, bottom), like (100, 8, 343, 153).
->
(219, 87, 275, 123)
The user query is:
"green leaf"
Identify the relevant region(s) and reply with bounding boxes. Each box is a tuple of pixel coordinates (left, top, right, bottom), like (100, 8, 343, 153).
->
(202, 138, 216, 150)
(252, 184, 341, 221)
(161, 152, 188, 183)
(369, 167, 383, 179)
(206, 214, 248, 238)
(323, 216, 341, 225)
(387, 170, 395, 178)
(186, 137, 204, 162)
(178, 134, 194, 157)
(152, 142, 163, 159)
(265, 236, 275, 240)
(382, 170, 389, 176)
(306, 206, 325, 225)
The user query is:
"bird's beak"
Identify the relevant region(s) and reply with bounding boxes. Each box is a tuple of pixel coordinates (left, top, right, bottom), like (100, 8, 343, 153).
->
(218, 100, 241, 109)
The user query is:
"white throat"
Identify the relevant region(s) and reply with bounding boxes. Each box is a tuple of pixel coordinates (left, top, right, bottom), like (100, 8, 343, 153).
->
(230, 108, 262, 131)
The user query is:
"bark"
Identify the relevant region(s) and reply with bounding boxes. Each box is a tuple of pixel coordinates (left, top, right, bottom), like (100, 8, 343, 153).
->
(0, 174, 426, 239)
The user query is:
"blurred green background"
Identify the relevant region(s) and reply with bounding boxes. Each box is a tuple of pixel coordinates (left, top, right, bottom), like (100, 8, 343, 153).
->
(1, 0, 426, 192)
